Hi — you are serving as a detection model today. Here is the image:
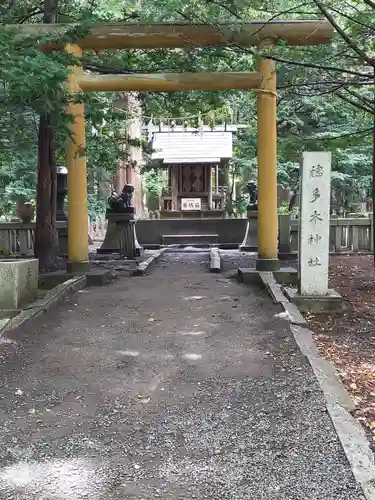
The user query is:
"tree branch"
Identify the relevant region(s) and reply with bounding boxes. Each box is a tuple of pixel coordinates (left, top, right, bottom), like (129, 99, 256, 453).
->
(329, 5, 375, 31)
(18, 9, 44, 23)
(278, 79, 374, 89)
(176, 4, 373, 79)
(268, 54, 373, 78)
(230, 45, 373, 79)
(336, 92, 374, 113)
(254, 6, 317, 15)
(15, 1, 44, 23)
(343, 87, 375, 106)
(342, 0, 371, 16)
(294, 85, 345, 96)
(310, 127, 373, 141)
(311, 0, 374, 65)
(277, 102, 306, 127)
(204, 0, 241, 19)
(245, 2, 310, 40)
(318, 31, 375, 65)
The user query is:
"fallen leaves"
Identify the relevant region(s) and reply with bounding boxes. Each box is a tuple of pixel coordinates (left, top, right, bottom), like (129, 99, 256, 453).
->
(306, 255, 375, 445)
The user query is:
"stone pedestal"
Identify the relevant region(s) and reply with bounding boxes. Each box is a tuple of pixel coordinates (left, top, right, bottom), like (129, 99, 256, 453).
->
(107, 211, 137, 260)
(0, 258, 38, 309)
(285, 288, 342, 313)
(98, 218, 118, 253)
(99, 210, 142, 256)
(119, 218, 136, 259)
(239, 210, 258, 251)
(56, 221, 68, 256)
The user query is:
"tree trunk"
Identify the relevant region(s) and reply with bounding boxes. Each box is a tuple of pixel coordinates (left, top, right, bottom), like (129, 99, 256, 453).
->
(372, 69, 375, 264)
(42, 0, 56, 23)
(114, 161, 127, 193)
(34, 0, 58, 272)
(35, 114, 58, 271)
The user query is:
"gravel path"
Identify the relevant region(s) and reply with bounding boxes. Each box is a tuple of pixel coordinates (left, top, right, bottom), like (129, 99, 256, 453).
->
(0, 251, 364, 499)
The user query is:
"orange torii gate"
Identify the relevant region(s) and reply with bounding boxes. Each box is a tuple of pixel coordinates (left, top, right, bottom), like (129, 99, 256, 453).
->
(17, 20, 333, 272)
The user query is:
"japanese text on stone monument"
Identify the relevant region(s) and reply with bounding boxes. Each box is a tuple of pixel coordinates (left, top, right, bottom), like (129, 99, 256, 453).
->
(299, 152, 331, 295)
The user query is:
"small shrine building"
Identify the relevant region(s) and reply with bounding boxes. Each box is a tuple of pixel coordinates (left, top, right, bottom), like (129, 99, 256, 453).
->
(150, 125, 237, 218)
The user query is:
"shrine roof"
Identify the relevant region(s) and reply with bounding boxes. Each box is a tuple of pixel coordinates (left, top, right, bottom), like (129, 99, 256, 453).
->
(151, 130, 234, 164)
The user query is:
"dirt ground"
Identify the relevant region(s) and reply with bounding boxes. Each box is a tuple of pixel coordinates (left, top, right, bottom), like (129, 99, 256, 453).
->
(305, 255, 375, 447)
(0, 252, 365, 499)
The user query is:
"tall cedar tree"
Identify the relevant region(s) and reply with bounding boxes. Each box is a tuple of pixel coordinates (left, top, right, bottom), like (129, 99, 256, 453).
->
(34, 0, 59, 271)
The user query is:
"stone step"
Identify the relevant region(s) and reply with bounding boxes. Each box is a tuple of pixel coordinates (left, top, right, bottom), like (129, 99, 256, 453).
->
(162, 234, 219, 245)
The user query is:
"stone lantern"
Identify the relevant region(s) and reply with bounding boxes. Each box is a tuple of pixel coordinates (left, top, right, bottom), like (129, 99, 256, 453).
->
(56, 165, 68, 221)
(239, 180, 258, 251)
(56, 166, 68, 255)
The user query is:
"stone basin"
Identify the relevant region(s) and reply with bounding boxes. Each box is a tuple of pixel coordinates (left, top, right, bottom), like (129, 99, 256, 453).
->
(0, 258, 38, 309)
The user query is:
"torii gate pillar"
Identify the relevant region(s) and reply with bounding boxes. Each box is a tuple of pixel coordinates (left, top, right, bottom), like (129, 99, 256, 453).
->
(65, 44, 90, 272)
(256, 42, 279, 271)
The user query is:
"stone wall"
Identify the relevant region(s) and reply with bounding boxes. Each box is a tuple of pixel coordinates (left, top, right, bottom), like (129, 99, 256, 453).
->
(100, 218, 249, 250)
(136, 218, 248, 246)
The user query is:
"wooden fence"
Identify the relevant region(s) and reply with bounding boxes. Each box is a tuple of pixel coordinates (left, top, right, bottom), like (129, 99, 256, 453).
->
(0, 221, 35, 255)
(0, 215, 373, 256)
(279, 215, 374, 254)
(0, 216, 107, 256)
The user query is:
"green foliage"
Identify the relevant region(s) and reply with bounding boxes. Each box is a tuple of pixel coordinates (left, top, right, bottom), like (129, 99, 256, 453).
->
(225, 196, 248, 217)
(278, 201, 292, 214)
(86, 193, 106, 217)
(0, 153, 37, 216)
(143, 169, 165, 198)
(0, 0, 373, 218)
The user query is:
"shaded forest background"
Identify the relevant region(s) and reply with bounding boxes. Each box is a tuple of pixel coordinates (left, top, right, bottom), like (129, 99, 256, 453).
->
(0, 0, 373, 238)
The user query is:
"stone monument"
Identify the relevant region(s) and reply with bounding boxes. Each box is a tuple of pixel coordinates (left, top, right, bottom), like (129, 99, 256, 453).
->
(286, 151, 342, 312)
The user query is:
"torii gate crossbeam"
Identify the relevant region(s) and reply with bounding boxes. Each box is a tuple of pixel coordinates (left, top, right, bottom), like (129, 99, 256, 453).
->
(17, 20, 332, 49)
(78, 72, 263, 93)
